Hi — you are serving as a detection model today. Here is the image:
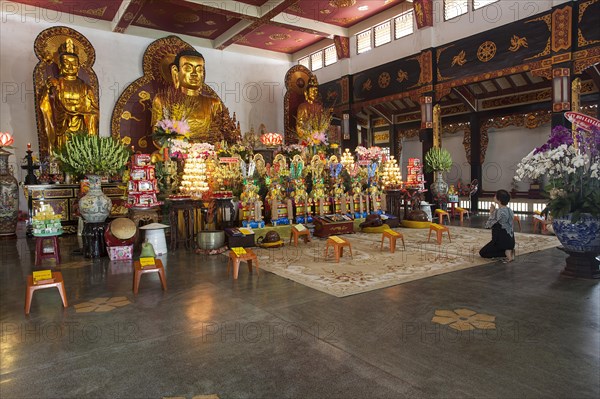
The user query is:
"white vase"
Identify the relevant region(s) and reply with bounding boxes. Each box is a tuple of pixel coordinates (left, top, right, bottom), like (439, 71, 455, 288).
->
(79, 175, 112, 223)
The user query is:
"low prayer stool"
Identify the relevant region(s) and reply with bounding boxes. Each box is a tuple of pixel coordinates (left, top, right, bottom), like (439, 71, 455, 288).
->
(532, 211, 547, 234)
(428, 223, 451, 245)
(128, 207, 160, 228)
(289, 225, 311, 247)
(381, 229, 405, 253)
(227, 248, 259, 279)
(133, 258, 167, 295)
(513, 215, 522, 232)
(25, 271, 68, 315)
(324, 236, 353, 263)
(34, 234, 61, 266)
(454, 207, 470, 224)
(434, 209, 451, 225)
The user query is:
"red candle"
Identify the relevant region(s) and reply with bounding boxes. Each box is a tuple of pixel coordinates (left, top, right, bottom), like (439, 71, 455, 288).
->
(163, 147, 169, 160)
(27, 142, 31, 150)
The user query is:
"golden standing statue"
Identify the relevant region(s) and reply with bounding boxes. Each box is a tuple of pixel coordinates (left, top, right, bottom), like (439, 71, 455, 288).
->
(295, 75, 324, 141)
(39, 38, 99, 154)
(151, 49, 222, 142)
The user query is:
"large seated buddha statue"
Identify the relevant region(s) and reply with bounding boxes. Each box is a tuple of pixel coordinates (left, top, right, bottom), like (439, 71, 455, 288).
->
(151, 49, 222, 142)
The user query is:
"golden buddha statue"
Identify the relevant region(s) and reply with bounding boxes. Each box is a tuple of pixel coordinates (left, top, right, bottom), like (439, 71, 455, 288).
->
(39, 38, 99, 154)
(151, 49, 222, 142)
(295, 75, 324, 142)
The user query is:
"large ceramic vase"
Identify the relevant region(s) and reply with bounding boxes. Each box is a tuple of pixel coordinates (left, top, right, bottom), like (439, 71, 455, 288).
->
(0, 148, 18, 236)
(552, 213, 600, 279)
(79, 174, 112, 223)
(430, 170, 449, 198)
(552, 213, 600, 253)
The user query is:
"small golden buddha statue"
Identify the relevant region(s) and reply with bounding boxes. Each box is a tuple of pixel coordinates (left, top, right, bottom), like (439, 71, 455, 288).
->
(151, 49, 222, 142)
(295, 75, 324, 141)
(39, 38, 99, 154)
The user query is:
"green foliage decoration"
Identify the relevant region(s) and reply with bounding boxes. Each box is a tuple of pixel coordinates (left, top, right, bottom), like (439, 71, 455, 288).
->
(424, 147, 453, 173)
(52, 133, 131, 176)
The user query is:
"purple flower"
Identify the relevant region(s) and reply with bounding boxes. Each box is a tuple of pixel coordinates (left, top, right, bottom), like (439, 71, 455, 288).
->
(534, 125, 573, 154)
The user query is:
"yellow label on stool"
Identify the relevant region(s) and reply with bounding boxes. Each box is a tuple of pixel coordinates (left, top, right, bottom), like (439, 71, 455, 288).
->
(384, 229, 399, 236)
(33, 270, 53, 283)
(330, 236, 345, 244)
(232, 247, 246, 256)
(294, 224, 306, 232)
(139, 257, 156, 267)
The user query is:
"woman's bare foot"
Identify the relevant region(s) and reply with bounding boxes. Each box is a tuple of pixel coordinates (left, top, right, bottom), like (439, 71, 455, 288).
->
(503, 249, 515, 263)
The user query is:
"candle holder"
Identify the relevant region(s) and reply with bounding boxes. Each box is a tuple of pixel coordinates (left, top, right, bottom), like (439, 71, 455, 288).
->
(22, 149, 39, 185)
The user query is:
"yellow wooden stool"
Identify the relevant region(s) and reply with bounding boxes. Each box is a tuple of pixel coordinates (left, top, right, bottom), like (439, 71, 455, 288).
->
(434, 209, 451, 225)
(428, 223, 451, 244)
(513, 214, 522, 232)
(454, 207, 470, 225)
(289, 225, 311, 247)
(324, 236, 353, 263)
(381, 229, 405, 253)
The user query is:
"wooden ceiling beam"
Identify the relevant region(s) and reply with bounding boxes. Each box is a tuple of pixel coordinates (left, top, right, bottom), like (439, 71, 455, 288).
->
(369, 105, 393, 125)
(452, 86, 478, 112)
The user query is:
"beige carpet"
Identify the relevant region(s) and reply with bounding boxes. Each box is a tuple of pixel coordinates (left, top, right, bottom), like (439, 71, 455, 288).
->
(250, 226, 560, 297)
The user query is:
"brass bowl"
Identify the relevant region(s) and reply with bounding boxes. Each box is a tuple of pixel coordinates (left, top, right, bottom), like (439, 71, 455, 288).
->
(197, 230, 225, 249)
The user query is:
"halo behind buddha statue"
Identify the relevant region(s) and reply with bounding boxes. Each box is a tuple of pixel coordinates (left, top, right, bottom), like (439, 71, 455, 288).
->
(111, 35, 240, 153)
(33, 26, 99, 158)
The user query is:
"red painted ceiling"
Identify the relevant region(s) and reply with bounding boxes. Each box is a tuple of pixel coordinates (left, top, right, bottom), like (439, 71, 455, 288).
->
(11, 0, 408, 54)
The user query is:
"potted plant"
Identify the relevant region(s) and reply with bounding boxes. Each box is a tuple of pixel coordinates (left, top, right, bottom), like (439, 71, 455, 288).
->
(515, 125, 600, 256)
(52, 132, 130, 223)
(424, 147, 453, 197)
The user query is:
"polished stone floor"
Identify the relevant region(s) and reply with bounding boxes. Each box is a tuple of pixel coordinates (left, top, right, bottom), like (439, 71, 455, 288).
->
(1, 215, 598, 399)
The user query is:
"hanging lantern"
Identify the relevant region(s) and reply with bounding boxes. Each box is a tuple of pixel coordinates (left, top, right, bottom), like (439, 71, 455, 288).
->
(260, 132, 283, 147)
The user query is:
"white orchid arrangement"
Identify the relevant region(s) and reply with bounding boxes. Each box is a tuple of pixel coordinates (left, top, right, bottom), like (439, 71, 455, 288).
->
(514, 125, 600, 222)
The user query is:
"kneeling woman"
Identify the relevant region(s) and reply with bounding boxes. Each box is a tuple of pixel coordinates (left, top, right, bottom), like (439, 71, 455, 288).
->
(479, 189, 515, 262)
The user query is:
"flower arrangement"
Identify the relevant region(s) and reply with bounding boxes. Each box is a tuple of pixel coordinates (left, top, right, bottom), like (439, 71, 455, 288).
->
(310, 131, 329, 146)
(52, 132, 131, 176)
(153, 119, 190, 147)
(299, 107, 332, 141)
(355, 146, 383, 162)
(424, 147, 453, 172)
(514, 125, 600, 222)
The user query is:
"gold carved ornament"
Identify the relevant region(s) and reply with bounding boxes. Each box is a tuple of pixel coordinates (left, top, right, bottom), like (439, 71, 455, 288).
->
(363, 79, 372, 91)
(477, 41, 497, 62)
(451, 50, 467, 66)
(578, 0, 600, 47)
(508, 35, 528, 52)
(378, 72, 391, 88)
(525, 14, 552, 60)
(397, 70, 408, 83)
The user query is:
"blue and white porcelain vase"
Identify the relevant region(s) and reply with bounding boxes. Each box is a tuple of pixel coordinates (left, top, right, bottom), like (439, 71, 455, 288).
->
(79, 174, 111, 223)
(430, 170, 449, 198)
(552, 213, 600, 253)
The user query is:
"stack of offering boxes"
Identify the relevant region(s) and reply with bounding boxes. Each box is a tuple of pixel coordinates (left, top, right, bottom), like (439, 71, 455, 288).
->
(127, 154, 161, 208)
(32, 204, 63, 235)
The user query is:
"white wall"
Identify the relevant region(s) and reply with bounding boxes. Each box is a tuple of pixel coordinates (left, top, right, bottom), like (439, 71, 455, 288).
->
(1, 10, 292, 210)
(483, 124, 551, 192)
(443, 131, 470, 186)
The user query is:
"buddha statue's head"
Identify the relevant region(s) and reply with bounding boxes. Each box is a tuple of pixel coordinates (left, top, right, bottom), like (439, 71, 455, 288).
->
(171, 49, 205, 94)
(305, 75, 319, 104)
(57, 38, 80, 78)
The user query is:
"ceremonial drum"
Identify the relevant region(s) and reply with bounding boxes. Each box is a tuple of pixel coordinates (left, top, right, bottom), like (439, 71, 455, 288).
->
(104, 217, 137, 246)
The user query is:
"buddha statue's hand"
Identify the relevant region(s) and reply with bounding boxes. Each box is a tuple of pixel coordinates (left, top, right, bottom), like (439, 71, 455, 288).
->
(46, 77, 58, 89)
